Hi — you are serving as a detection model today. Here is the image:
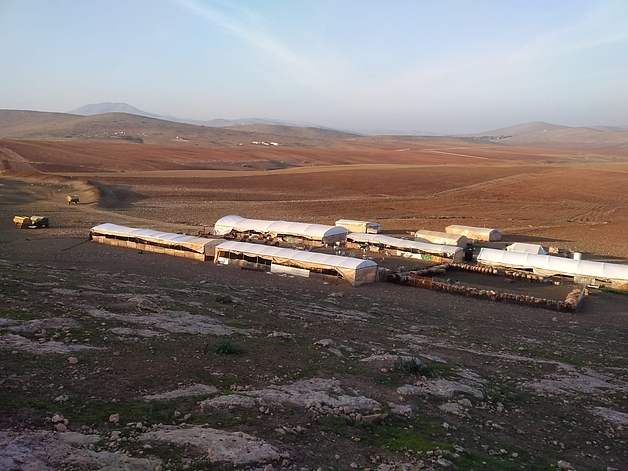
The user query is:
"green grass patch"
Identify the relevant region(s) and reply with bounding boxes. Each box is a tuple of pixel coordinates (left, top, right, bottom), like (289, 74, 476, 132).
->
(601, 287, 628, 296)
(395, 357, 436, 378)
(208, 340, 243, 355)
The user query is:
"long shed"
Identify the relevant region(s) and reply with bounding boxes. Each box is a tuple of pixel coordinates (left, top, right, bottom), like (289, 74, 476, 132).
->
(213, 215, 347, 246)
(506, 243, 547, 255)
(346, 233, 463, 262)
(477, 248, 628, 286)
(214, 241, 377, 286)
(414, 230, 468, 247)
(335, 219, 382, 234)
(90, 223, 222, 260)
(445, 225, 502, 242)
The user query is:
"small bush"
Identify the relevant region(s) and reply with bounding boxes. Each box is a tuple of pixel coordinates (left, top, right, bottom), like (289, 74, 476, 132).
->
(213, 340, 243, 355)
(395, 358, 435, 378)
(215, 294, 233, 304)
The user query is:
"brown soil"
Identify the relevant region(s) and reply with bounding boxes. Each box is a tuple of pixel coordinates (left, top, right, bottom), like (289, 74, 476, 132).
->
(1, 138, 627, 471)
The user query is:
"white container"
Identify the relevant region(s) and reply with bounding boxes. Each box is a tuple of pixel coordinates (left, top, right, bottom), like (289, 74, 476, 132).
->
(573, 252, 582, 260)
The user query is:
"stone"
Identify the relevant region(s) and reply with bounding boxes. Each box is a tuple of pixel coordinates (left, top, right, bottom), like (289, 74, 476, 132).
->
(51, 414, 64, 423)
(67, 357, 78, 364)
(109, 413, 120, 423)
(558, 460, 575, 470)
(55, 423, 67, 432)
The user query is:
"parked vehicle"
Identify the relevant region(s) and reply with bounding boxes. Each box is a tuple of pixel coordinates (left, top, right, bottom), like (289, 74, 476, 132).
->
(67, 195, 79, 204)
(13, 216, 50, 228)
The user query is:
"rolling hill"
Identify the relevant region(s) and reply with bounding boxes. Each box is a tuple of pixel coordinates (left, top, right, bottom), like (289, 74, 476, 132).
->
(0, 110, 359, 146)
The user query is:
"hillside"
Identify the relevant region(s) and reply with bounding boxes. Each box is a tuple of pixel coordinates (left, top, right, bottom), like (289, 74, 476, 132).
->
(466, 121, 628, 149)
(0, 110, 357, 146)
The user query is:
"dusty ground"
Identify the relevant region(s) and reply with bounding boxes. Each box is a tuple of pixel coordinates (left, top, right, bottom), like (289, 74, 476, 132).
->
(1, 139, 628, 471)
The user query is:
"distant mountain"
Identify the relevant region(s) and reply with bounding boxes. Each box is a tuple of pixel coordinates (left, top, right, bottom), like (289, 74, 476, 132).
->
(69, 102, 162, 119)
(0, 110, 359, 145)
(463, 121, 628, 149)
(467, 121, 569, 138)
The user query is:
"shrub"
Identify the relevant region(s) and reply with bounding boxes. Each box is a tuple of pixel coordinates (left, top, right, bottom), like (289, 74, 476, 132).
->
(395, 357, 435, 378)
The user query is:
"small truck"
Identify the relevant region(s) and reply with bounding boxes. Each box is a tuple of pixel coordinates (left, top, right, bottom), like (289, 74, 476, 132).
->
(13, 216, 50, 228)
(67, 195, 79, 204)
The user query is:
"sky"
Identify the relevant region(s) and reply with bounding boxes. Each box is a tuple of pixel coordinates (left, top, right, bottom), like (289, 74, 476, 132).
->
(1, 0, 627, 134)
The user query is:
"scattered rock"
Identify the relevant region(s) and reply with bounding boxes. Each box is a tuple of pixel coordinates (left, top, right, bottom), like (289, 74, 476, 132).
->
(140, 425, 280, 465)
(109, 414, 120, 424)
(557, 460, 575, 470)
(397, 379, 483, 399)
(590, 407, 628, 425)
(67, 357, 78, 364)
(143, 384, 218, 401)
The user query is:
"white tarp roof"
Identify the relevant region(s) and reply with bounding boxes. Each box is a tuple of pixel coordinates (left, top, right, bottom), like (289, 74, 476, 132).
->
(414, 230, 468, 247)
(216, 241, 375, 270)
(214, 241, 377, 286)
(91, 223, 218, 255)
(335, 219, 381, 228)
(347, 233, 462, 257)
(477, 248, 628, 282)
(214, 215, 275, 235)
(506, 243, 547, 255)
(213, 215, 347, 239)
(446, 225, 502, 241)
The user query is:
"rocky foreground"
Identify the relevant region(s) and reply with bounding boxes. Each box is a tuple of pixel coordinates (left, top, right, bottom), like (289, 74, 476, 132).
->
(1, 257, 627, 470)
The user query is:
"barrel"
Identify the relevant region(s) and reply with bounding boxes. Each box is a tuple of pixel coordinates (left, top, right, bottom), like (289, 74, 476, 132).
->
(573, 252, 582, 260)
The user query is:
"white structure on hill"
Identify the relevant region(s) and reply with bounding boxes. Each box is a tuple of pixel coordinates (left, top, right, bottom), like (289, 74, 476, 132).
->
(506, 243, 547, 255)
(346, 233, 463, 262)
(90, 223, 222, 260)
(214, 241, 377, 286)
(477, 248, 628, 286)
(414, 230, 468, 247)
(445, 225, 502, 242)
(213, 215, 348, 246)
(335, 219, 382, 234)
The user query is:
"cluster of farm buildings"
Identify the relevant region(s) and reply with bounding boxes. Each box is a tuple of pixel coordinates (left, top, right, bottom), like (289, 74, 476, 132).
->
(90, 215, 628, 300)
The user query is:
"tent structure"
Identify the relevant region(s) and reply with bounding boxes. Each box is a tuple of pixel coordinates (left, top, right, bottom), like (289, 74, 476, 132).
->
(335, 219, 382, 234)
(346, 233, 463, 262)
(477, 248, 628, 285)
(214, 241, 378, 286)
(414, 230, 468, 247)
(213, 215, 347, 246)
(445, 225, 502, 242)
(90, 223, 223, 260)
(506, 243, 547, 255)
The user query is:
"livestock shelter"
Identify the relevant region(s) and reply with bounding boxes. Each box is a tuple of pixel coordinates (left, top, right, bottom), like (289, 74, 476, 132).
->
(90, 223, 223, 261)
(506, 243, 547, 255)
(477, 248, 628, 287)
(214, 241, 378, 286)
(335, 219, 382, 234)
(346, 233, 464, 263)
(445, 225, 502, 242)
(414, 230, 468, 247)
(213, 215, 348, 247)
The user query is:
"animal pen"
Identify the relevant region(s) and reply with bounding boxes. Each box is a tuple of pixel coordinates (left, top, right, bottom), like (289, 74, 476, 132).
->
(346, 233, 464, 263)
(90, 223, 223, 261)
(445, 225, 502, 242)
(414, 229, 468, 247)
(477, 248, 628, 288)
(214, 241, 378, 286)
(335, 219, 382, 234)
(386, 262, 587, 312)
(213, 215, 348, 247)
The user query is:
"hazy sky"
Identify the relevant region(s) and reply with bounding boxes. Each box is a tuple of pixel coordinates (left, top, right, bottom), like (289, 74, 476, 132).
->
(1, 0, 627, 133)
